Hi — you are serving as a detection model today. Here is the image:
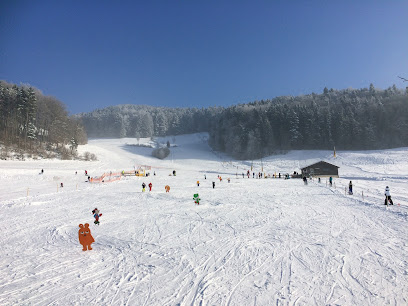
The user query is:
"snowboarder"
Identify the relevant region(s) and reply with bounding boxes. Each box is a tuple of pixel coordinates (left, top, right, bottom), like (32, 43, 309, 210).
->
(329, 176, 333, 187)
(212, 181, 215, 189)
(148, 182, 152, 191)
(193, 193, 200, 205)
(92, 208, 102, 225)
(349, 181, 353, 195)
(142, 182, 146, 192)
(384, 186, 394, 205)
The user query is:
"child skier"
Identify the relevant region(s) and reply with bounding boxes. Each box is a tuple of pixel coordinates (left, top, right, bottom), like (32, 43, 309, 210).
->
(193, 194, 200, 205)
(148, 182, 152, 191)
(384, 186, 394, 205)
(92, 208, 102, 225)
(142, 182, 146, 192)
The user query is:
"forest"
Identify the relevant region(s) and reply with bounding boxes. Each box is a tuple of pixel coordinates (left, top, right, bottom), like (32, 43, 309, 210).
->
(2, 80, 406, 160)
(0, 81, 88, 160)
(79, 84, 408, 159)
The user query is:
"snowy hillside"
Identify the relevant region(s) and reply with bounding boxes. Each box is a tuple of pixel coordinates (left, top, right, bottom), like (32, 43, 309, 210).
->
(0, 133, 407, 305)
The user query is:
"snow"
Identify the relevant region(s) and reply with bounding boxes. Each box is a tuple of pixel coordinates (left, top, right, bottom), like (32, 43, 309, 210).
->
(0, 133, 407, 305)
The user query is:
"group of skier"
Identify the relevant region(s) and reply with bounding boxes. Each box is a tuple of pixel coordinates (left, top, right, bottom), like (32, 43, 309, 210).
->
(141, 182, 153, 192)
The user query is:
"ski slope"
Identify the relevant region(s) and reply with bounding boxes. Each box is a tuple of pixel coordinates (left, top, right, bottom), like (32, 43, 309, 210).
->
(0, 133, 407, 305)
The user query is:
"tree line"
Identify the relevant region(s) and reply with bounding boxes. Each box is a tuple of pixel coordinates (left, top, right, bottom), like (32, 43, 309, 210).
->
(0, 81, 88, 160)
(79, 84, 408, 160)
(210, 85, 408, 159)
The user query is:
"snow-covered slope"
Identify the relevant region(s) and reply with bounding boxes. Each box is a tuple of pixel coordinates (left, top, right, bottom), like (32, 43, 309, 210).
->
(0, 133, 407, 305)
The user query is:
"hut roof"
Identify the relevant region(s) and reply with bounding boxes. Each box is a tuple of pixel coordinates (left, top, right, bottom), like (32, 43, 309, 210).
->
(301, 161, 339, 170)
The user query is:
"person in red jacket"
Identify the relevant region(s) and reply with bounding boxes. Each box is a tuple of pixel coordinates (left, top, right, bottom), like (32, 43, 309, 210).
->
(148, 182, 152, 191)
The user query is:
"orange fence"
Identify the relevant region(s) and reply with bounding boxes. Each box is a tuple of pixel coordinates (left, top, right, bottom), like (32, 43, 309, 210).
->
(90, 172, 122, 183)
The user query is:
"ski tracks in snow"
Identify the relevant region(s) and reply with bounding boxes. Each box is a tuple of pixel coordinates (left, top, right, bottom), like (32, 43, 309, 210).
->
(1, 167, 408, 305)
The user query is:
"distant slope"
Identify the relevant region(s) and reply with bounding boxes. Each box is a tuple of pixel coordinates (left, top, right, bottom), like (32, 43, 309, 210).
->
(77, 86, 408, 160)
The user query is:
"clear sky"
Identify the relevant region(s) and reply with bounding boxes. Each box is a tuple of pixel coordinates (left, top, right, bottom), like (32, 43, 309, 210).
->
(1, 1, 407, 114)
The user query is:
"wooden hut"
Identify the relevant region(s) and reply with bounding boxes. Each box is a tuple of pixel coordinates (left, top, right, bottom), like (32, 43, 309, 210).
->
(301, 161, 339, 178)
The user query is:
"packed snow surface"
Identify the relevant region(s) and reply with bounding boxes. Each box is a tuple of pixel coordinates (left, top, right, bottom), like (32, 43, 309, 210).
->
(0, 133, 407, 305)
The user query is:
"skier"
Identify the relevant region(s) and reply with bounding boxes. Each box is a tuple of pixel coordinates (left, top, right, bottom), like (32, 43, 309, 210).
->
(349, 181, 353, 195)
(197, 181, 200, 187)
(384, 186, 394, 205)
(142, 182, 146, 192)
(303, 176, 307, 185)
(212, 181, 215, 189)
(60, 182, 63, 188)
(165, 185, 170, 192)
(92, 208, 102, 225)
(41, 169, 44, 174)
(85, 170, 87, 176)
(204, 174, 206, 180)
(193, 193, 200, 205)
(227, 178, 230, 183)
(329, 176, 333, 187)
(148, 182, 152, 191)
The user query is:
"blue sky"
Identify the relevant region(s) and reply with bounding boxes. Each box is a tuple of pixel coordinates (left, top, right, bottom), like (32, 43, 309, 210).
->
(1, 1, 407, 114)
